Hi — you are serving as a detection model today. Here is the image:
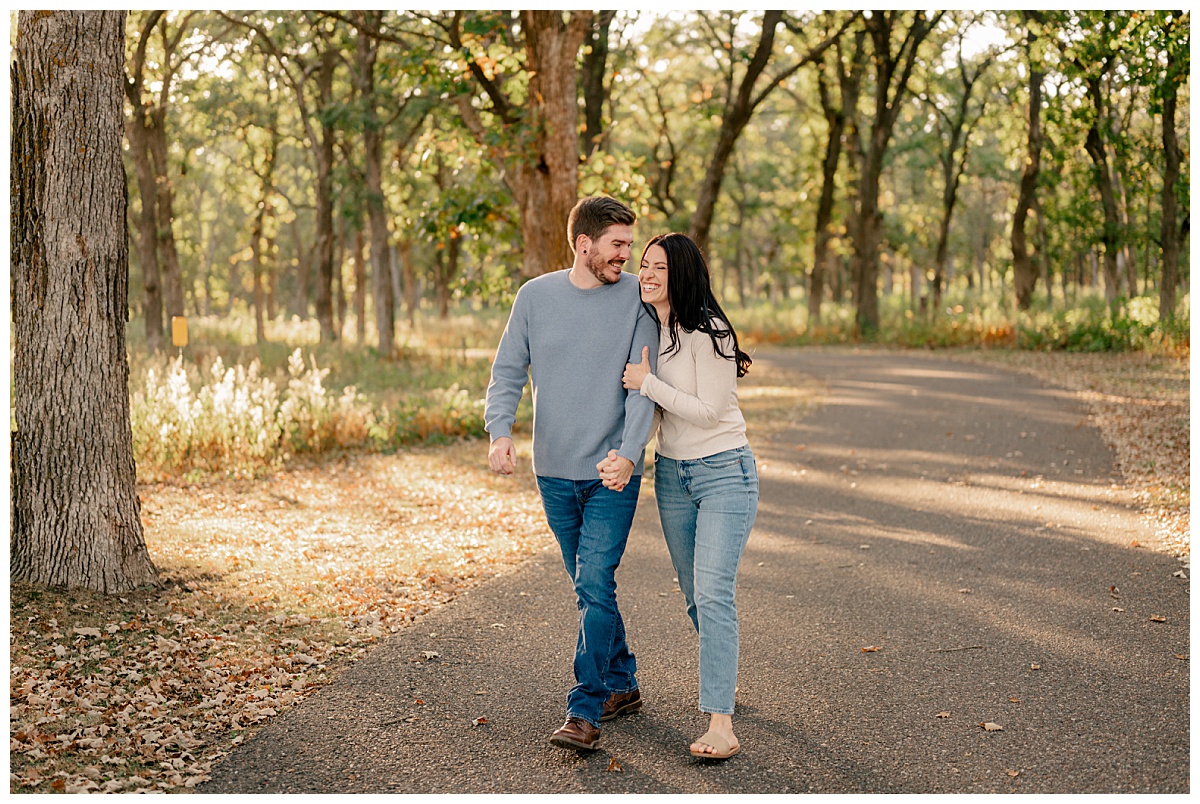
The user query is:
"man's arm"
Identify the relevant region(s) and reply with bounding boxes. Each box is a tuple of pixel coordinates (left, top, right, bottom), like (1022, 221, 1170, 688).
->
(484, 293, 531, 473)
(614, 303, 659, 468)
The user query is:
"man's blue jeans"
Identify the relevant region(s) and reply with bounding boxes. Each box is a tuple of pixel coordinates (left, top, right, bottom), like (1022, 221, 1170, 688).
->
(536, 475, 641, 728)
(654, 446, 758, 715)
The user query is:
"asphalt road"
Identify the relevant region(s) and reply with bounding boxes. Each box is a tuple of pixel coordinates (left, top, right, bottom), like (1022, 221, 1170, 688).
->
(200, 348, 1190, 794)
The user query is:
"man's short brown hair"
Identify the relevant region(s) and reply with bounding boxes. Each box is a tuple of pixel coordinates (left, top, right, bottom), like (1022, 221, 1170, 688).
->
(567, 196, 636, 253)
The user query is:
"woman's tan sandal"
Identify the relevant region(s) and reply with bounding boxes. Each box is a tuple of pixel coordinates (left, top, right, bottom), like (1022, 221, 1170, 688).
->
(689, 730, 740, 759)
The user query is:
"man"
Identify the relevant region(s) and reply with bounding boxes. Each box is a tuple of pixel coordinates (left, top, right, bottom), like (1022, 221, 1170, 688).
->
(485, 196, 658, 751)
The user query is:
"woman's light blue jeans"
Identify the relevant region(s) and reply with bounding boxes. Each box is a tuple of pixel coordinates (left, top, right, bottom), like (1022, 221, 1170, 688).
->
(536, 475, 641, 728)
(654, 446, 758, 715)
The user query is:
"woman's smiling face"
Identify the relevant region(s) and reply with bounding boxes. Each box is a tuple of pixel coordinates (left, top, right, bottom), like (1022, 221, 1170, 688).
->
(638, 243, 669, 311)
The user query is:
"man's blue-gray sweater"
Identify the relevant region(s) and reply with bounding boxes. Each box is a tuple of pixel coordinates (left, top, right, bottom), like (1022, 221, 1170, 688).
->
(484, 269, 659, 480)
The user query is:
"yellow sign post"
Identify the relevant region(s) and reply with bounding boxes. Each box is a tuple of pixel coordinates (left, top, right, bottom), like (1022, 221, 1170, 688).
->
(171, 316, 188, 348)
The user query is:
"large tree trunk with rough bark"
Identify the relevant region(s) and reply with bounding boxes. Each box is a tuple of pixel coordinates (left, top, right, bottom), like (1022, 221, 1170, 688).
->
(453, 11, 590, 279)
(513, 11, 590, 277)
(11, 10, 159, 593)
(1012, 13, 1044, 311)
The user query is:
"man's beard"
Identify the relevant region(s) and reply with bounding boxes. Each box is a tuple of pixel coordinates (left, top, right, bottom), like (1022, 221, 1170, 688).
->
(587, 250, 622, 285)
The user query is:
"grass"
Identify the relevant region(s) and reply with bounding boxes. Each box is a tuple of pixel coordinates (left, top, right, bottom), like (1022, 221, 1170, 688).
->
(737, 288, 1190, 356)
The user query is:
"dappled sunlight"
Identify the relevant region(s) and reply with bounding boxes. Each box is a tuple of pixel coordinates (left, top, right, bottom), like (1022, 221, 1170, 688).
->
(142, 440, 549, 626)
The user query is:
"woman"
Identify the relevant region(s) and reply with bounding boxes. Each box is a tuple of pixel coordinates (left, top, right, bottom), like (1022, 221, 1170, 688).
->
(603, 232, 757, 760)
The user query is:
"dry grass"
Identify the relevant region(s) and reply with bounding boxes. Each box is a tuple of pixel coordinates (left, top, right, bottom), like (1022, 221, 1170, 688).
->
(951, 349, 1190, 560)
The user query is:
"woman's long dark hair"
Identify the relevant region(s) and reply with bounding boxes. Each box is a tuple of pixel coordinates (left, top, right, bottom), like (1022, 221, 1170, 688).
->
(641, 232, 752, 377)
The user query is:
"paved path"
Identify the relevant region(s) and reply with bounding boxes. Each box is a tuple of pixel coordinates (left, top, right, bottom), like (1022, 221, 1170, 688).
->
(201, 348, 1189, 794)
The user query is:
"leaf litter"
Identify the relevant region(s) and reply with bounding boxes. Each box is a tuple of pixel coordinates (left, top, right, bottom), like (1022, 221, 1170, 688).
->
(9, 440, 546, 793)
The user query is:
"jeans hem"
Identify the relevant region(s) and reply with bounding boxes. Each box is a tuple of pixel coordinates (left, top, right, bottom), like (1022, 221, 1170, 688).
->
(566, 712, 601, 729)
(699, 706, 735, 716)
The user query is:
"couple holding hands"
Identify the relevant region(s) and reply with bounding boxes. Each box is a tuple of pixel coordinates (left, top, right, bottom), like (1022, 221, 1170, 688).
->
(484, 196, 758, 760)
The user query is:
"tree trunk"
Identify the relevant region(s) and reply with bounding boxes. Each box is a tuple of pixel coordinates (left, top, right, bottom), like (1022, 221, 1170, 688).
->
(146, 110, 185, 320)
(251, 203, 267, 344)
(124, 116, 165, 352)
(290, 216, 311, 319)
(11, 10, 159, 592)
(1159, 36, 1182, 321)
(810, 31, 865, 324)
(1082, 77, 1122, 305)
(123, 12, 166, 353)
(581, 10, 616, 157)
(397, 239, 418, 329)
(266, 236, 278, 321)
(354, 12, 396, 357)
(852, 11, 940, 333)
(1012, 13, 1044, 311)
(313, 49, 338, 340)
(333, 217, 346, 339)
(690, 11, 784, 257)
(353, 226, 367, 344)
(514, 11, 591, 277)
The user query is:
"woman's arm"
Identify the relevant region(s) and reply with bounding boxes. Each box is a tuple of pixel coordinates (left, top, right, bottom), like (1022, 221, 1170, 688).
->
(639, 336, 735, 428)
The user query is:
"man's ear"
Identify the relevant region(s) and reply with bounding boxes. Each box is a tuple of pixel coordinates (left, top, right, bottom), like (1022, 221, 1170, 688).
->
(575, 234, 591, 254)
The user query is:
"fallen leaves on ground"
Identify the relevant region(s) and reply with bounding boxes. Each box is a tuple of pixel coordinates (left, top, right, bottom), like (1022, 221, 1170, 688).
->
(9, 440, 546, 794)
(607, 757, 623, 772)
(980, 722, 1004, 732)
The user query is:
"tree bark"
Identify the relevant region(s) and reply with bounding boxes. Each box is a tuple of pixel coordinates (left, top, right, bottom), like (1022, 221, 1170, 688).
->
(581, 10, 616, 157)
(451, 11, 591, 278)
(123, 11, 166, 352)
(852, 11, 941, 333)
(1012, 12, 1044, 311)
(515, 10, 591, 277)
(810, 31, 865, 323)
(146, 109, 185, 321)
(11, 10, 159, 592)
(1083, 75, 1122, 305)
(313, 48, 338, 340)
(353, 11, 396, 357)
(1159, 18, 1183, 321)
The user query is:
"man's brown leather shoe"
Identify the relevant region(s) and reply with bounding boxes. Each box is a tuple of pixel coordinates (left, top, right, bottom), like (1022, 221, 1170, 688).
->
(600, 688, 642, 722)
(549, 717, 601, 751)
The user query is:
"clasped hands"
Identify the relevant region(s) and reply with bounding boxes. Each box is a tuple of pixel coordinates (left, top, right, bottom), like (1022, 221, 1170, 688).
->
(492, 347, 653, 492)
(600, 346, 653, 492)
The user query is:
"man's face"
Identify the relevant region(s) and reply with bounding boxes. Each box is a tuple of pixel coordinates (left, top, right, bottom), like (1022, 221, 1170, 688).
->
(584, 224, 633, 285)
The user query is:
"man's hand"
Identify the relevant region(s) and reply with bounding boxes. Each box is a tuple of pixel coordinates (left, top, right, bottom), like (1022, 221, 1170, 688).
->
(597, 449, 634, 492)
(489, 437, 517, 475)
(623, 346, 652, 390)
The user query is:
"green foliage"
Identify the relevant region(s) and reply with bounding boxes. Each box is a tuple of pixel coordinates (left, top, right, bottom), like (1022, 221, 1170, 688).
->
(735, 289, 1189, 354)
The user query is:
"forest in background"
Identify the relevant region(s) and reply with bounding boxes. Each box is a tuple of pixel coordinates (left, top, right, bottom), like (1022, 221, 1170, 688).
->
(19, 9, 1185, 353)
(6, 10, 1192, 481)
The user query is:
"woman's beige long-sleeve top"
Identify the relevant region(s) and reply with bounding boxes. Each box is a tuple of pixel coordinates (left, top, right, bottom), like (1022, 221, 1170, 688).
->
(640, 322, 748, 460)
